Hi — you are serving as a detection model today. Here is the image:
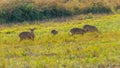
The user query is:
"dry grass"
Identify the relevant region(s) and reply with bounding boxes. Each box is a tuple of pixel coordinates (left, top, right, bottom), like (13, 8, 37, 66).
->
(1, 0, 120, 10)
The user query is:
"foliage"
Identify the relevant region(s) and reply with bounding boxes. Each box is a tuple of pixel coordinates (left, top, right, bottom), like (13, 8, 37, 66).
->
(1, 0, 120, 22)
(9, 4, 39, 22)
(0, 9, 7, 23)
(83, 2, 111, 14)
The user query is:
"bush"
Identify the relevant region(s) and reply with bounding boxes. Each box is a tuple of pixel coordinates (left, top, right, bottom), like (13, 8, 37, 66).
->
(0, 0, 118, 23)
(9, 4, 39, 22)
(7, 3, 72, 22)
(83, 2, 112, 14)
(0, 10, 7, 23)
(41, 7, 71, 18)
(73, 7, 82, 14)
(115, 5, 120, 13)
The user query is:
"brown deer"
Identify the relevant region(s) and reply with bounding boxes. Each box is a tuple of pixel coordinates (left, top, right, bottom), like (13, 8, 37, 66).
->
(51, 30, 58, 35)
(83, 25, 99, 32)
(70, 28, 86, 35)
(19, 28, 35, 41)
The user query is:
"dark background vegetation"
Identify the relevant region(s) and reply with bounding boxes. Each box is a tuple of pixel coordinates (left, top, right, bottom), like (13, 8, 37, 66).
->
(0, 0, 120, 23)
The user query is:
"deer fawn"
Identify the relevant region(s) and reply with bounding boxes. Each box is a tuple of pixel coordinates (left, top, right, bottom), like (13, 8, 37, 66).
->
(51, 30, 58, 35)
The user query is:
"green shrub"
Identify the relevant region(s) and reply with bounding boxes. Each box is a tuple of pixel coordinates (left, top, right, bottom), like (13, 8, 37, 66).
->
(115, 5, 120, 10)
(38, 4, 72, 19)
(115, 5, 120, 13)
(8, 3, 72, 22)
(10, 4, 39, 22)
(0, 10, 7, 23)
(50, 8, 71, 17)
(0, 0, 117, 23)
(83, 2, 111, 14)
(73, 7, 82, 14)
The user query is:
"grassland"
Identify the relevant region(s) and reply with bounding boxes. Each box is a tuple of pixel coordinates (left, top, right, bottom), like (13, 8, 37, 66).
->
(0, 14, 120, 68)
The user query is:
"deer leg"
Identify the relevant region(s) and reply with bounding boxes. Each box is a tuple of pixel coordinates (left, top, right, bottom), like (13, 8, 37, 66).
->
(20, 38, 23, 42)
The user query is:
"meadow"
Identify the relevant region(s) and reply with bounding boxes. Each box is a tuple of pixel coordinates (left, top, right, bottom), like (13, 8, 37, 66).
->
(0, 14, 120, 68)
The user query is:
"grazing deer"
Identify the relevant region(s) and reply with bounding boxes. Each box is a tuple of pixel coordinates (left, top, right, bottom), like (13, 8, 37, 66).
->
(70, 28, 86, 35)
(51, 30, 58, 35)
(19, 28, 35, 41)
(83, 25, 99, 32)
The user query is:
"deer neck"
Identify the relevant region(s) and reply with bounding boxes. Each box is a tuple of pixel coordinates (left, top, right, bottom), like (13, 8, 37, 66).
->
(30, 31, 34, 34)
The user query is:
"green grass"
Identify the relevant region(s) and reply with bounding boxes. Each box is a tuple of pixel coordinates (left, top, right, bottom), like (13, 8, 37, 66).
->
(0, 14, 120, 68)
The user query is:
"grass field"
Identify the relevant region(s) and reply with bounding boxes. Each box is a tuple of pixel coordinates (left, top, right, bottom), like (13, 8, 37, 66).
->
(0, 14, 120, 68)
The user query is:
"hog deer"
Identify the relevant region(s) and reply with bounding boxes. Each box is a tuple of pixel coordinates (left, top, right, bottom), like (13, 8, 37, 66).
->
(19, 28, 35, 41)
(83, 25, 99, 32)
(51, 30, 58, 35)
(70, 28, 86, 35)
